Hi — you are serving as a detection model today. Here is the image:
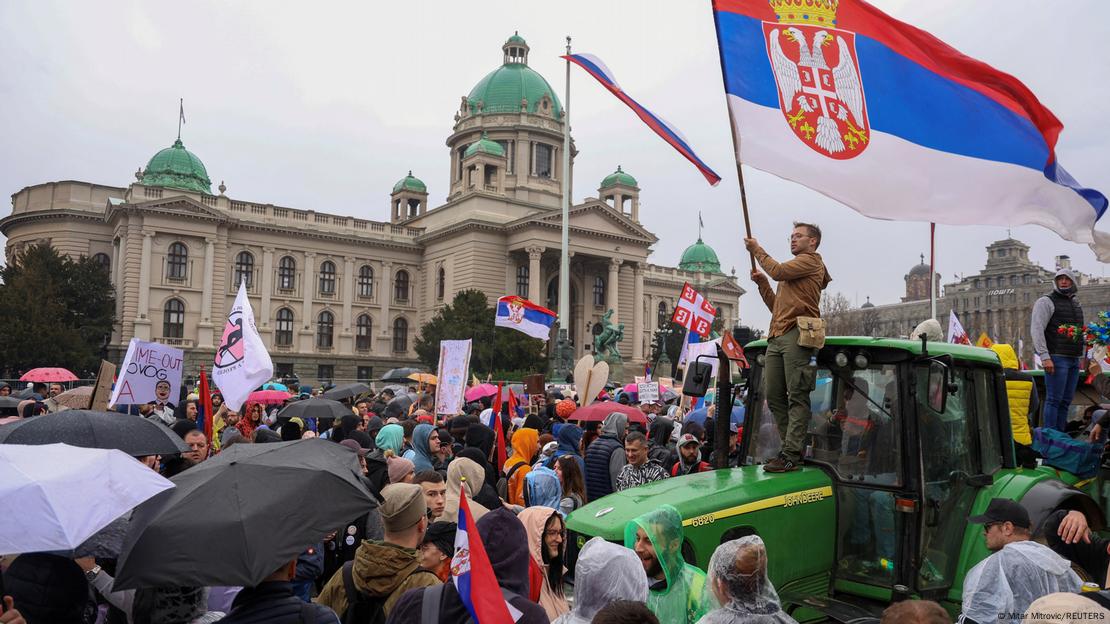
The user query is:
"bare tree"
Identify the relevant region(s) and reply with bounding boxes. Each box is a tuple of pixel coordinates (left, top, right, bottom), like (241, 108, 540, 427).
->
(821, 292, 855, 335)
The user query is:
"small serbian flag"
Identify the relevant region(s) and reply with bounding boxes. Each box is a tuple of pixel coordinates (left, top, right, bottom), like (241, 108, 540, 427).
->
(672, 282, 717, 338)
(563, 53, 721, 186)
(495, 296, 557, 341)
(452, 486, 518, 624)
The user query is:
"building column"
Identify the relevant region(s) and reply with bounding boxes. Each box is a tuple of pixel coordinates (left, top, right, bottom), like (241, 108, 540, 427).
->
(300, 252, 316, 352)
(134, 231, 154, 340)
(112, 235, 124, 342)
(632, 263, 645, 361)
(380, 261, 393, 352)
(197, 237, 216, 348)
(607, 258, 621, 321)
(526, 246, 544, 303)
(260, 247, 274, 328)
(340, 256, 355, 354)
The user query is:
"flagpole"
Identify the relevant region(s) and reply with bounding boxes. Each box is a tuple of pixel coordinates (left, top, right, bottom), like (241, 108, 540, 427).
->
(551, 36, 573, 381)
(929, 222, 937, 320)
(724, 85, 757, 273)
(177, 98, 184, 141)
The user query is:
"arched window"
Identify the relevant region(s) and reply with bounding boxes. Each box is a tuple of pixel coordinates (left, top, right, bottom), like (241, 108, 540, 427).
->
(658, 301, 669, 329)
(516, 266, 529, 297)
(234, 251, 254, 288)
(593, 275, 605, 306)
(356, 314, 372, 350)
(317, 310, 334, 348)
(167, 242, 188, 279)
(163, 298, 185, 338)
(393, 317, 408, 352)
(437, 267, 446, 300)
(92, 253, 111, 271)
(275, 308, 294, 346)
(278, 256, 296, 290)
(319, 260, 336, 295)
(358, 265, 374, 298)
(394, 270, 410, 302)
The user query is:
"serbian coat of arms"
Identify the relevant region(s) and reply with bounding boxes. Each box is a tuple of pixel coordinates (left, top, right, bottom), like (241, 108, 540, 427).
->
(763, 0, 869, 158)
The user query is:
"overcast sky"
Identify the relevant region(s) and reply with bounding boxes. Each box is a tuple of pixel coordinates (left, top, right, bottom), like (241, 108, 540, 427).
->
(2, 1, 1107, 332)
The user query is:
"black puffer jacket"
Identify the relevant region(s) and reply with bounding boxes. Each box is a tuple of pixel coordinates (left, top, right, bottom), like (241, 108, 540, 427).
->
(218, 582, 338, 624)
(2, 553, 95, 624)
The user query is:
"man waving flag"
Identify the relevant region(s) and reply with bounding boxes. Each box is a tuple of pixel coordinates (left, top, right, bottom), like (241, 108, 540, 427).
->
(713, 0, 1108, 258)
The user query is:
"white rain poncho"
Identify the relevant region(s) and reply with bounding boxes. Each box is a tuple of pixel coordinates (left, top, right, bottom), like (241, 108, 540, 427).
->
(552, 537, 648, 624)
(625, 505, 709, 624)
(697, 536, 798, 624)
(958, 540, 1081, 624)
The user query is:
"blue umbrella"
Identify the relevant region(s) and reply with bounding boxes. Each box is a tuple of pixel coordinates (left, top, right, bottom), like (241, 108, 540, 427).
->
(262, 382, 289, 392)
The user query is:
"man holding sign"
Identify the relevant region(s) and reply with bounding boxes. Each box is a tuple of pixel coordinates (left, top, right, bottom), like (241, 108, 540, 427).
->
(745, 223, 831, 473)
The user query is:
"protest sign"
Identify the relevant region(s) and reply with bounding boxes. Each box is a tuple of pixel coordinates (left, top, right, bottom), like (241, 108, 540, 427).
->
(89, 360, 117, 411)
(436, 339, 473, 415)
(637, 381, 660, 404)
(109, 339, 184, 407)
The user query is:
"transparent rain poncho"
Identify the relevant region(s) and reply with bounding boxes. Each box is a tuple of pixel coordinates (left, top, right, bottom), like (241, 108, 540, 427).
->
(959, 540, 1081, 623)
(625, 505, 709, 624)
(552, 537, 648, 624)
(696, 536, 798, 624)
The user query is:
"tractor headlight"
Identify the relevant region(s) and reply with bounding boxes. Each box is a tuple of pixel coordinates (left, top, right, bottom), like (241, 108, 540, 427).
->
(853, 351, 870, 369)
(756, 353, 766, 366)
(834, 351, 849, 368)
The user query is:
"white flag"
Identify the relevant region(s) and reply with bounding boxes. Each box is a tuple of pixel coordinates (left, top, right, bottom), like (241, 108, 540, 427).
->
(212, 282, 272, 412)
(947, 310, 970, 345)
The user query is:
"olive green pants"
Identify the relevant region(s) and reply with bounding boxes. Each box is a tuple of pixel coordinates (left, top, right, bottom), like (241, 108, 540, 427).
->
(763, 326, 817, 462)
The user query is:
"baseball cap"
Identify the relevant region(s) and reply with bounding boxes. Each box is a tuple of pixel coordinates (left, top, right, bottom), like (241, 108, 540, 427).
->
(678, 434, 700, 447)
(968, 498, 1030, 529)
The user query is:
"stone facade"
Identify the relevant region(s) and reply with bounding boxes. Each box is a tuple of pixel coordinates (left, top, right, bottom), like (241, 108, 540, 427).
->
(1, 35, 743, 386)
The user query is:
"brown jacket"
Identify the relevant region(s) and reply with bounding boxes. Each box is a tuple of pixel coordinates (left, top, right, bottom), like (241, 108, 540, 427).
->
(754, 246, 831, 337)
(316, 539, 440, 618)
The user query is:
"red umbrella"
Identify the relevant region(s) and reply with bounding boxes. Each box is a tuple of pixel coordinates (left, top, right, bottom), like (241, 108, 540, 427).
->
(246, 389, 292, 406)
(464, 383, 498, 402)
(570, 401, 647, 425)
(20, 368, 78, 383)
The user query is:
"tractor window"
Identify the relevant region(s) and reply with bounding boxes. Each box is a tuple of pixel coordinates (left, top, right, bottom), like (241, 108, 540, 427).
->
(972, 369, 1004, 475)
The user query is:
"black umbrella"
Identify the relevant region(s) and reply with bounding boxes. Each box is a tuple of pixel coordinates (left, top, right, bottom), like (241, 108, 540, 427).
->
(114, 439, 374, 589)
(321, 382, 370, 402)
(0, 397, 20, 409)
(276, 398, 351, 421)
(379, 367, 423, 383)
(383, 393, 417, 419)
(0, 410, 189, 456)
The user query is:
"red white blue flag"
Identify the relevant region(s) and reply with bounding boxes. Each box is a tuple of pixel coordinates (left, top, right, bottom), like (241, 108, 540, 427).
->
(563, 53, 722, 186)
(452, 487, 518, 623)
(495, 296, 557, 341)
(713, 0, 1108, 258)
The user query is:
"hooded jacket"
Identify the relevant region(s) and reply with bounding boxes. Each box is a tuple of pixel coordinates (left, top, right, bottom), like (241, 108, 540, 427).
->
(751, 244, 831, 338)
(1031, 268, 1085, 359)
(525, 465, 563, 510)
(625, 505, 708, 624)
(505, 427, 540, 506)
(584, 412, 628, 500)
(551, 423, 585, 474)
(648, 417, 676, 469)
(219, 581, 336, 624)
(386, 508, 550, 624)
(375, 424, 404, 455)
(519, 506, 570, 620)
(438, 457, 490, 524)
(552, 537, 647, 624)
(990, 343, 1036, 446)
(316, 539, 439, 618)
(405, 423, 438, 473)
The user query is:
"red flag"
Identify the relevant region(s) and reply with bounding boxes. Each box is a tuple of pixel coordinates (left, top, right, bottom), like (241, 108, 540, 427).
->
(198, 367, 214, 444)
(493, 384, 507, 473)
(507, 388, 518, 419)
(721, 332, 750, 369)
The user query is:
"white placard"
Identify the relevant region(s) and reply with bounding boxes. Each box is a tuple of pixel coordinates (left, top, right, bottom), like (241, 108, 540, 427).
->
(436, 339, 473, 415)
(637, 382, 660, 404)
(109, 338, 184, 407)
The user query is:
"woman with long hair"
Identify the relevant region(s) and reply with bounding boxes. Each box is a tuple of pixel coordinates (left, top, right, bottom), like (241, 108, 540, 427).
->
(554, 455, 588, 517)
(236, 402, 263, 440)
(519, 506, 570, 620)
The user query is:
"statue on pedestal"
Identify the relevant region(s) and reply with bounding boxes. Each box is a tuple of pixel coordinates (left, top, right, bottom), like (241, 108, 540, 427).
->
(593, 309, 625, 363)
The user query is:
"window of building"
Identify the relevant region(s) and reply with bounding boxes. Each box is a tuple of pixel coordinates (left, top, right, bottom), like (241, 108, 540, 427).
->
(394, 270, 410, 302)
(356, 314, 372, 350)
(234, 251, 254, 288)
(317, 365, 334, 383)
(357, 366, 373, 382)
(496, 140, 514, 173)
(593, 275, 605, 306)
(985, 277, 992, 288)
(319, 260, 336, 295)
(275, 308, 294, 346)
(534, 143, 553, 178)
(393, 317, 408, 352)
(274, 362, 295, 379)
(974, 279, 980, 289)
(516, 266, 529, 298)
(163, 298, 185, 338)
(358, 265, 374, 298)
(317, 310, 334, 348)
(167, 242, 188, 280)
(1010, 275, 1018, 286)
(278, 256, 296, 290)
(92, 252, 111, 271)
(456, 147, 466, 181)
(437, 268, 446, 300)
(658, 301, 669, 329)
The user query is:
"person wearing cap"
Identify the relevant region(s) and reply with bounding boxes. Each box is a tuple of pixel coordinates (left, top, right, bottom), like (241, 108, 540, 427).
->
(418, 521, 457, 582)
(1032, 268, 1085, 431)
(672, 434, 711, 476)
(316, 483, 440, 619)
(960, 498, 1081, 623)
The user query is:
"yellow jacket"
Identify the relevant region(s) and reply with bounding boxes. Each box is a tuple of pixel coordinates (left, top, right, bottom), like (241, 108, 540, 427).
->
(990, 343, 1033, 446)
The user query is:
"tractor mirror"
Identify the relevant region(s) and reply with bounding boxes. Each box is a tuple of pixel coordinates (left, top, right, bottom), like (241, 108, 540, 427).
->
(927, 360, 949, 414)
(683, 362, 713, 397)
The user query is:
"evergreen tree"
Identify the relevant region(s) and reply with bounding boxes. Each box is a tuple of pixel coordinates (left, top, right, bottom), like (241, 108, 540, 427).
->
(0, 244, 115, 377)
(415, 290, 547, 378)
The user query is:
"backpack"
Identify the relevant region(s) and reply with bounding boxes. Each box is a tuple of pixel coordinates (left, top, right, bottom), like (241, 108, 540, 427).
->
(495, 460, 527, 501)
(419, 580, 525, 624)
(340, 560, 430, 624)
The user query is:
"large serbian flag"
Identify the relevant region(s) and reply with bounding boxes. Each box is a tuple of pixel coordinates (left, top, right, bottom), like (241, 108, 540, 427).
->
(452, 487, 518, 623)
(713, 0, 1109, 259)
(495, 295, 557, 341)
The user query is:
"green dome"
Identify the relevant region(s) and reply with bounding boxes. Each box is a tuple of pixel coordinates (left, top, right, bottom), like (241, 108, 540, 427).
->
(393, 171, 427, 193)
(467, 43, 563, 118)
(600, 165, 637, 189)
(463, 132, 506, 158)
(506, 32, 527, 45)
(140, 139, 212, 193)
(679, 238, 723, 274)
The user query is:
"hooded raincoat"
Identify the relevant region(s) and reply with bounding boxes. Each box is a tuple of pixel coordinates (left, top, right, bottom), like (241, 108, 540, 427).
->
(525, 465, 563, 510)
(405, 423, 438, 473)
(959, 540, 1081, 623)
(439, 457, 490, 524)
(375, 424, 404, 455)
(519, 506, 570, 620)
(553, 537, 648, 624)
(552, 423, 585, 473)
(625, 505, 708, 624)
(696, 536, 798, 624)
(505, 427, 539, 506)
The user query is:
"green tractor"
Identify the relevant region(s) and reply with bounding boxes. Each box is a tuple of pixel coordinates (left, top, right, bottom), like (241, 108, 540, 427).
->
(564, 337, 1110, 621)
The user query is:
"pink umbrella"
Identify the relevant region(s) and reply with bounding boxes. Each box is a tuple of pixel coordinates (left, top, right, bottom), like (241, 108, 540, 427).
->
(464, 383, 498, 402)
(20, 368, 78, 383)
(570, 401, 647, 425)
(246, 389, 293, 406)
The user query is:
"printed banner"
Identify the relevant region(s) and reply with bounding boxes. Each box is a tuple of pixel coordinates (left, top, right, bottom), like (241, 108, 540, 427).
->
(637, 382, 660, 404)
(212, 282, 273, 412)
(109, 338, 184, 407)
(436, 339, 473, 415)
